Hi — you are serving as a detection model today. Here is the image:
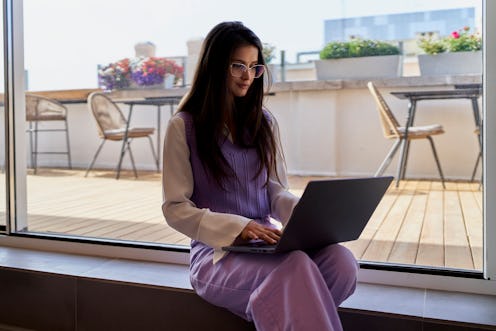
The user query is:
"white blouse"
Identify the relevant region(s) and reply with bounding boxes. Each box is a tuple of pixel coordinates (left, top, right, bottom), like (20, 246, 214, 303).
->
(161, 114, 299, 263)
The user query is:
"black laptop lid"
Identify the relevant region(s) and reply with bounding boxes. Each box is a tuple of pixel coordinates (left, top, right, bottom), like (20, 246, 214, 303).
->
(275, 176, 393, 252)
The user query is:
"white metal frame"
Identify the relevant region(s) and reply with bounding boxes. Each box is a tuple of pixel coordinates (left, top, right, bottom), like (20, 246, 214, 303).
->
(482, 0, 496, 280)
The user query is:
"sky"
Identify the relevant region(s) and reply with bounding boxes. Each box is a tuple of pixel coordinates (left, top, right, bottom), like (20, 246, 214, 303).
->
(22, 0, 481, 90)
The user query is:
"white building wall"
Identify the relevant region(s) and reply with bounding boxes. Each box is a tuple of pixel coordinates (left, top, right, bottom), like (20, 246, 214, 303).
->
(1, 77, 481, 181)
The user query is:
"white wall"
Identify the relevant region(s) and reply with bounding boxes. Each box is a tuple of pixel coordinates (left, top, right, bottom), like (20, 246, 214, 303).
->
(267, 80, 480, 180)
(10, 77, 481, 181)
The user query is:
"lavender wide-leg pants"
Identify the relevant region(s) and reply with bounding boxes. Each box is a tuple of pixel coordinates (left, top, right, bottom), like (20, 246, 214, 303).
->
(190, 243, 358, 331)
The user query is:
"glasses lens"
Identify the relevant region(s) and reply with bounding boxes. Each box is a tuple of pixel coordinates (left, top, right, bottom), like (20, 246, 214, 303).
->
(230, 63, 264, 78)
(253, 65, 265, 78)
(230, 63, 245, 77)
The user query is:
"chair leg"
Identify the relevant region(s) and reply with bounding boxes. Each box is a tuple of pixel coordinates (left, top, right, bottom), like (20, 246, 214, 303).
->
(395, 139, 409, 188)
(375, 139, 401, 177)
(471, 152, 482, 182)
(115, 136, 129, 180)
(64, 117, 72, 169)
(146, 136, 159, 172)
(125, 140, 139, 179)
(116, 137, 158, 179)
(427, 136, 446, 189)
(85, 140, 106, 177)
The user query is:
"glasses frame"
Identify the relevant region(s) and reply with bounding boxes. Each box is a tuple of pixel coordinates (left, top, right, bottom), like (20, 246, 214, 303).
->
(230, 62, 265, 78)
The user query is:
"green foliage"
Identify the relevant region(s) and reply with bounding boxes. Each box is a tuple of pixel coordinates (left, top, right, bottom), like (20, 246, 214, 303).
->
(446, 28, 481, 52)
(418, 37, 447, 55)
(319, 39, 400, 60)
(262, 43, 276, 63)
(418, 27, 481, 55)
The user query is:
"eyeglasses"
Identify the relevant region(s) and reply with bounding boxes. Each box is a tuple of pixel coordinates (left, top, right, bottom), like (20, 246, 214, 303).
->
(230, 63, 265, 78)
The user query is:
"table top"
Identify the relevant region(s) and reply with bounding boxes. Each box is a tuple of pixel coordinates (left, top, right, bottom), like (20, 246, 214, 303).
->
(391, 88, 482, 101)
(118, 96, 183, 106)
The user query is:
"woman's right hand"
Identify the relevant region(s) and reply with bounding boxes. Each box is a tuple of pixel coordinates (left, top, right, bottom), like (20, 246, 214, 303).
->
(239, 220, 282, 244)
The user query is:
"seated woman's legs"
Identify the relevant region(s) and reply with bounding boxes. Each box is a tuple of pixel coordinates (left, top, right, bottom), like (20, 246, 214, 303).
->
(191, 245, 350, 331)
(309, 244, 359, 306)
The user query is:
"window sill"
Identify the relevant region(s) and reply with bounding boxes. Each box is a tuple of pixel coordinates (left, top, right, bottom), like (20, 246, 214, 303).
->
(0, 244, 495, 330)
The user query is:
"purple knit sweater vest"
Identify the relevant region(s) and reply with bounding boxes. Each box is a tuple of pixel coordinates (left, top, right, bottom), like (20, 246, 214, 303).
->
(178, 112, 271, 220)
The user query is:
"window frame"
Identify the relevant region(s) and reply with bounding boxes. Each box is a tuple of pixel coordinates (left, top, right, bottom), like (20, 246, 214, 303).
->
(2, 0, 495, 295)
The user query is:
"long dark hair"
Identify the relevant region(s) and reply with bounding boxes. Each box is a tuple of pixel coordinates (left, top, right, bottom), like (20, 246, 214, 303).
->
(178, 21, 278, 187)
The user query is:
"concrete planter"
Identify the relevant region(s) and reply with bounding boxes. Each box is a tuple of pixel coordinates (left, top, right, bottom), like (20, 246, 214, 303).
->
(315, 55, 402, 80)
(265, 63, 279, 83)
(418, 51, 482, 76)
(128, 75, 175, 89)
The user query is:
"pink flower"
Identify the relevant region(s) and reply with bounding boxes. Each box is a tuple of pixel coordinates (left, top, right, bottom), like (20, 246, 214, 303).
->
(451, 31, 460, 39)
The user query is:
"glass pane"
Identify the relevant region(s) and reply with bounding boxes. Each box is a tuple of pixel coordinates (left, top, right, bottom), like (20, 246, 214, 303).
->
(20, 0, 483, 273)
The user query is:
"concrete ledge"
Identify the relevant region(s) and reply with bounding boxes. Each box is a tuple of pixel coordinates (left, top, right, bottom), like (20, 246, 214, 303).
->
(0, 246, 495, 331)
(270, 74, 482, 92)
(27, 74, 482, 101)
(0, 245, 254, 331)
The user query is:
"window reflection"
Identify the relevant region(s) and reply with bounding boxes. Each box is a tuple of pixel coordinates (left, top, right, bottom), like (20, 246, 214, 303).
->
(18, 0, 483, 272)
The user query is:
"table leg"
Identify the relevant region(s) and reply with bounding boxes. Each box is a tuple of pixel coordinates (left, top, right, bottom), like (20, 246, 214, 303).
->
(397, 100, 416, 185)
(396, 139, 407, 187)
(471, 97, 482, 146)
(401, 141, 411, 180)
(116, 104, 134, 179)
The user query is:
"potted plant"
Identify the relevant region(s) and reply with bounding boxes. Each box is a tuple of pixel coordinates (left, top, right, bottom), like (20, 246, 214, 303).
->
(262, 43, 276, 64)
(97, 58, 131, 90)
(262, 42, 278, 83)
(315, 38, 402, 80)
(98, 56, 184, 91)
(417, 26, 482, 76)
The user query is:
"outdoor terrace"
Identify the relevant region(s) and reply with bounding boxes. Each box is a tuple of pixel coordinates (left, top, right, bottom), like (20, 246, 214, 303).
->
(11, 168, 482, 272)
(0, 74, 484, 273)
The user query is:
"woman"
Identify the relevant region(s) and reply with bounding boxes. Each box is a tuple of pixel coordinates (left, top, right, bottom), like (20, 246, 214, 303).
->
(162, 21, 358, 331)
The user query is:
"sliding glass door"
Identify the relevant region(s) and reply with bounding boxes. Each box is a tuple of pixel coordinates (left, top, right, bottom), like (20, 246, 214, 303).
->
(1, 0, 491, 280)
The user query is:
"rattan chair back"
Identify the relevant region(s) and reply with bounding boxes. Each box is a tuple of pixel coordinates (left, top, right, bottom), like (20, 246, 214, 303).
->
(87, 92, 127, 138)
(26, 94, 67, 122)
(25, 93, 72, 173)
(367, 82, 401, 139)
(366, 81, 445, 188)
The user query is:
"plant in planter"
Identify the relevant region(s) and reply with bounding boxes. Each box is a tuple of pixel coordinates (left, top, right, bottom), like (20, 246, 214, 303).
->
(315, 38, 402, 80)
(418, 27, 481, 55)
(262, 43, 278, 83)
(262, 43, 276, 64)
(417, 27, 482, 75)
(320, 38, 400, 59)
(98, 56, 184, 91)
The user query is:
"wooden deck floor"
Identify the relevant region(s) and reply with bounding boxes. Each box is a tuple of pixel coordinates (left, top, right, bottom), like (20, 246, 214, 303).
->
(2, 168, 483, 271)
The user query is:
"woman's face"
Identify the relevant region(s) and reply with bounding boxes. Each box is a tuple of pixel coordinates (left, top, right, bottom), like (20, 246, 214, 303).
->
(228, 45, 260, 97)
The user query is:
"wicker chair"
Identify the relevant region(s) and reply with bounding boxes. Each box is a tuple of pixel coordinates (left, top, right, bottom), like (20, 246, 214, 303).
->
(367, 82, 445, 188)
(25, 94, 72, 174)
(85, 92, 157, 179)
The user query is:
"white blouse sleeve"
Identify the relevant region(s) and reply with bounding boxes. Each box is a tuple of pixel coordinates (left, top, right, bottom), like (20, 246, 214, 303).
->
(161, 115, 251, 261)
(267, 115, 300, 226)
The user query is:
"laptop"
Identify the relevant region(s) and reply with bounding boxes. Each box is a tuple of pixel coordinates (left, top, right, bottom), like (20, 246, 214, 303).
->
(222, 176, 393, 254)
